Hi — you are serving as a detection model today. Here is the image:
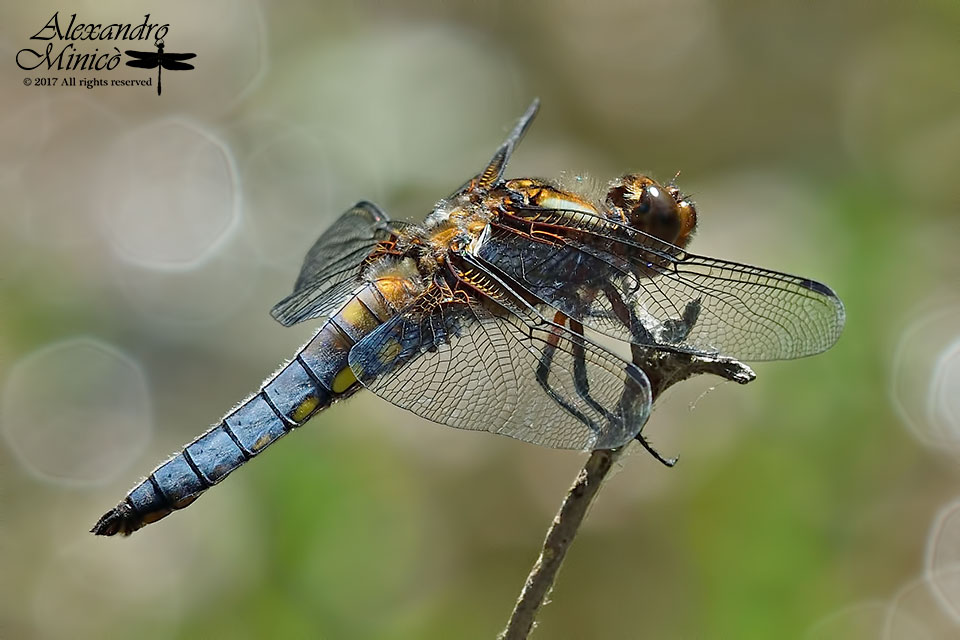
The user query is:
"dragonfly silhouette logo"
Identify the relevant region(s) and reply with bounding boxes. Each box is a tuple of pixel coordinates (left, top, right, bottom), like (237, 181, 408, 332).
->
(15, 13, 196, 94)
(124, 39, 196, 96)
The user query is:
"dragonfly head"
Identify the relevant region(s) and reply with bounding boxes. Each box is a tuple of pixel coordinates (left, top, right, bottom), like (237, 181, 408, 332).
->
(605, 174, 698, 248)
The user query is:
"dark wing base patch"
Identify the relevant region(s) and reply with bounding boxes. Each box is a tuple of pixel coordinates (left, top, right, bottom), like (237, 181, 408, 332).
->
(271, 202, 394, 326)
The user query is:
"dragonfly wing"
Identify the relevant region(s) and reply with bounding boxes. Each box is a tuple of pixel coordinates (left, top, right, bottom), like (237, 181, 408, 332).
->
(477, 225, 643, 346)
(348, 281, 651, 451)
(124, 58, 158, 69)
(270, 201, 396, 326)
(162, 52, 197, 61)
(159, 60, 195, 71)
(447, 99, 539, 197)
(494, 209, 845, 361)
(648, 251, 845, 360)
(124, 50, 157, 60)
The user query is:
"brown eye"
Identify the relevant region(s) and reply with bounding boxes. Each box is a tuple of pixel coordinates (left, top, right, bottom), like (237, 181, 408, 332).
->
(634, 192, 652, 214)
(632, 185, 681, 243)
(674, 199, 698, 249)
(605, 174, 695, 246)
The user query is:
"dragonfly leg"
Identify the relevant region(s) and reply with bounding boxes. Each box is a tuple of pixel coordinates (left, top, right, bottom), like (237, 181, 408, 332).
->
(602, 284, 654, 343)
(658, 298, 702, 344)
(535, 312, 602, 439)
(602, 284, 654, 365)
(602, 284, 680, 466)
(636, 433, 679, 467)
(602, 285, 702, 348)
(568, 318, 618, 425)
(533, 313, 562, 387)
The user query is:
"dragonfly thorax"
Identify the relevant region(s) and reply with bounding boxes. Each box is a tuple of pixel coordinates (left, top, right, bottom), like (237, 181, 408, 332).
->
(423, 197, 492, 253)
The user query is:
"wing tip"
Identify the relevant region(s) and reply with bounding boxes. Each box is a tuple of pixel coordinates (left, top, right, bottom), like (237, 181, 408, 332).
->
(268, 302, 296, 327)
(352, 200, 389, 223)
(797, 276, 847, 344)
(798, 276, 839, 301)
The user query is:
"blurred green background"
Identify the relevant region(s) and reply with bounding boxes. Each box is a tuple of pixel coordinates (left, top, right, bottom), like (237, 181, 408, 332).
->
(2, 1, 960, 638)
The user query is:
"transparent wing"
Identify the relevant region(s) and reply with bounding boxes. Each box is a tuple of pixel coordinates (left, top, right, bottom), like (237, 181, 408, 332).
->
(347, 287, 651, 451)
(486, 212, 845, 361)
(477, 225, 647, 344)
(271, 201, 395, 327)
(446, 99, 540, 197)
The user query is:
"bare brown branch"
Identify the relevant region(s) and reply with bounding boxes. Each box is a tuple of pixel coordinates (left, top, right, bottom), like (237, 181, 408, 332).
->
(499, 352, 754, 640)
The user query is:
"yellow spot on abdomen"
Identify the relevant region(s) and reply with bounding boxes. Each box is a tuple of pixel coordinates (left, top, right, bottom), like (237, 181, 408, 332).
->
(339, 298, 378, 334)
(252, 433, 272, 452)
(331, 367, 358, 394)
(291, 394, 320, 423)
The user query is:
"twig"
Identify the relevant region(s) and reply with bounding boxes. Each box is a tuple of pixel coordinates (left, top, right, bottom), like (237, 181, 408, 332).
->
(499, 351, 755, 640)
(498, 446, 625, 640)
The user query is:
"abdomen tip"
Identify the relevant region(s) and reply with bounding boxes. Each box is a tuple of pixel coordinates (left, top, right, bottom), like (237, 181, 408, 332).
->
(91, 503, 139, 537)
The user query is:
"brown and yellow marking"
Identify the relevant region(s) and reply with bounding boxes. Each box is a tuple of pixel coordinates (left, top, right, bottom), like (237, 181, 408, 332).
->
(507, 180, 599, 215)
(375, 274, 421, 309)
(317, 322, 355, 352)
(331, 366, 358, 394)
(252, 433, 272, 453)
(455, 266, 500, 298)
(546, 311, 567, 349)
(375, 277, 408, 307)
(290, 394, 320, 423)
(338, 297, 380, 335)
(376, 338, 402, 366)
(447, 206, 474, 225)
(171, 494, 199, 510)
(466, 219, 487, 236)
(428, 226, 461, 251)
(477, 150, 505, 189)
(534, 192, 598, 216)
(506, 178, 540, 190)
(530, 229, 565, 243)
(356, 286, 390, 322)
(674, 199, 698, 248)
(141, 507, 173, 525)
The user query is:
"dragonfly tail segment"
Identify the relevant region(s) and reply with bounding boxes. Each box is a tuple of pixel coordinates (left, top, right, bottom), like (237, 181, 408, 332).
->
(92, 284, 394, 536)
(90, 355, 347, 536)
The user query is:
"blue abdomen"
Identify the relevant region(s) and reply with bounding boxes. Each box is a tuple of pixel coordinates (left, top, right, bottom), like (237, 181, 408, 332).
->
(92, 284, 391, 536)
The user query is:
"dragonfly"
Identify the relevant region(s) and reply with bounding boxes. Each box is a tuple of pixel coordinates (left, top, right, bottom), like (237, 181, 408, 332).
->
(92, 99, 845, 536)
(124, 39, 196, 96)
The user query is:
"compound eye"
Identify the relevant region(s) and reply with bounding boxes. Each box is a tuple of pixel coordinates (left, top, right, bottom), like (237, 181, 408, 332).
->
(632, 185, 681, 243)
(634, 191, 652, 215)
